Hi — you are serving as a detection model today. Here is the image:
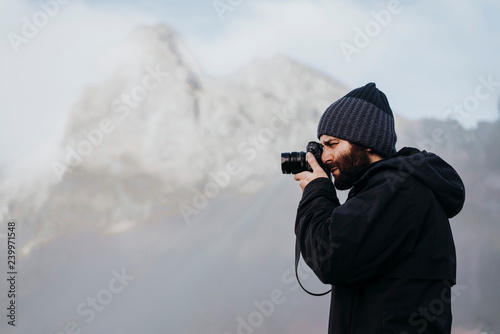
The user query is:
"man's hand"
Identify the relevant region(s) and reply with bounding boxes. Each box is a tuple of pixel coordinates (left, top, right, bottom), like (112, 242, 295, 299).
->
(294, 152, 329, 191)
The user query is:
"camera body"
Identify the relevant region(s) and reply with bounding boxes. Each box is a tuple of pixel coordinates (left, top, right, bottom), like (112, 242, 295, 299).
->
(281, 141, 331, 178)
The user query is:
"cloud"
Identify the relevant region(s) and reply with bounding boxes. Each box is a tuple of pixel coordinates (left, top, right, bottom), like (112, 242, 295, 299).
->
(1, 0, 498, 172)
(186, 0, 500, 127)
(0, 0, 157, 169)
(186, 0, 360, 77)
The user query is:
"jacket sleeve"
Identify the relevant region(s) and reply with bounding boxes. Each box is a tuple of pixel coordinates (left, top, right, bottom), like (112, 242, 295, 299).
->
(295, 174, 421, 285)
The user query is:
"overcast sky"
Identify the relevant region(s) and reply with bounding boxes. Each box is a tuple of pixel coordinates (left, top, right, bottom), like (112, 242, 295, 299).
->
(1, 0, 499, 168)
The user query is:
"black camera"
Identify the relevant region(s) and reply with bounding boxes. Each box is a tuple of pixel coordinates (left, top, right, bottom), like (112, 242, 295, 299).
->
(281, 141, 331, 178)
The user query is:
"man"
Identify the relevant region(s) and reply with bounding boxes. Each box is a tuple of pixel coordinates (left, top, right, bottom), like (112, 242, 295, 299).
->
(293, 83, 465, 333)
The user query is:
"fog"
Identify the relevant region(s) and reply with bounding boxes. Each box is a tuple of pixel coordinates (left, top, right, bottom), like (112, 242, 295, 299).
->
(1, 2, 500, 333)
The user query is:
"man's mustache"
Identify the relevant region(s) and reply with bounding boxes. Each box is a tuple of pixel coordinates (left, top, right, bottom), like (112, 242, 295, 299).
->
(326, 161, 339, 170)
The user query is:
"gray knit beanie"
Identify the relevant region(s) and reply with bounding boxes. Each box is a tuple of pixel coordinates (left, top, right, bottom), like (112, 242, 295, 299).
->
(317, 82, 397, 157)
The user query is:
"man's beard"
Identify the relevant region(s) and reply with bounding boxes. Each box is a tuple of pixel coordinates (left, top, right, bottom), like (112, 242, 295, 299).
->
(327, 144, 371, 190)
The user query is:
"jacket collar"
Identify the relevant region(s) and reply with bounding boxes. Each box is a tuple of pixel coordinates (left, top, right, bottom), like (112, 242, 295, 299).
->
(349, 147, 422, 196)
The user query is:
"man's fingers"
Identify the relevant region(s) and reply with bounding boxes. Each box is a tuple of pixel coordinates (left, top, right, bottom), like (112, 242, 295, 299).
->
(306, 152, 321, 172)
(307, 152, 329, 179)
(293, 171, 310, 191)
(293, 157, 328, 191)
(294, 171, 306, 181)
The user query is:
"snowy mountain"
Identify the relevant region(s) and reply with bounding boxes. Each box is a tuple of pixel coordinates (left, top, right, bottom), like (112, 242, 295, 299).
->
(4, 24, 351, 248)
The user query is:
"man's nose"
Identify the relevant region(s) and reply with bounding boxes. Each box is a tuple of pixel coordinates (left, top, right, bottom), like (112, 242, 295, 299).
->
(321, 150, 330, 164)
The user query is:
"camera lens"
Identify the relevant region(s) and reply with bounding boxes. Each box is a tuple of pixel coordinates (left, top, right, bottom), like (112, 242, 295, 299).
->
(281, 151, 308, 174)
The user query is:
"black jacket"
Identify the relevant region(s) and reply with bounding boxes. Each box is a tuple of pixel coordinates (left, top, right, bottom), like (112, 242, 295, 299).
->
(295, 147, 465, 333)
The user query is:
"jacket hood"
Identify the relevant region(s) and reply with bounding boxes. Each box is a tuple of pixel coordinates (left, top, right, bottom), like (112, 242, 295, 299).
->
(354, 147, 465, 218)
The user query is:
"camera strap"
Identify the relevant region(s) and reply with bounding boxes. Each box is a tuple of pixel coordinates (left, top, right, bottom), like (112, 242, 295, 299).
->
(295, 238, 332, 296)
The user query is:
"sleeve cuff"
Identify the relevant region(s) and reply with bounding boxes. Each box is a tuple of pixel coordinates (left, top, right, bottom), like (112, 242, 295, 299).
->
(301, 177, 336, 203)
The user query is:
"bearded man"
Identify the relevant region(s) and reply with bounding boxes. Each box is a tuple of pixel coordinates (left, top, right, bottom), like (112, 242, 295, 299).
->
(293, 82, 465, 333)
